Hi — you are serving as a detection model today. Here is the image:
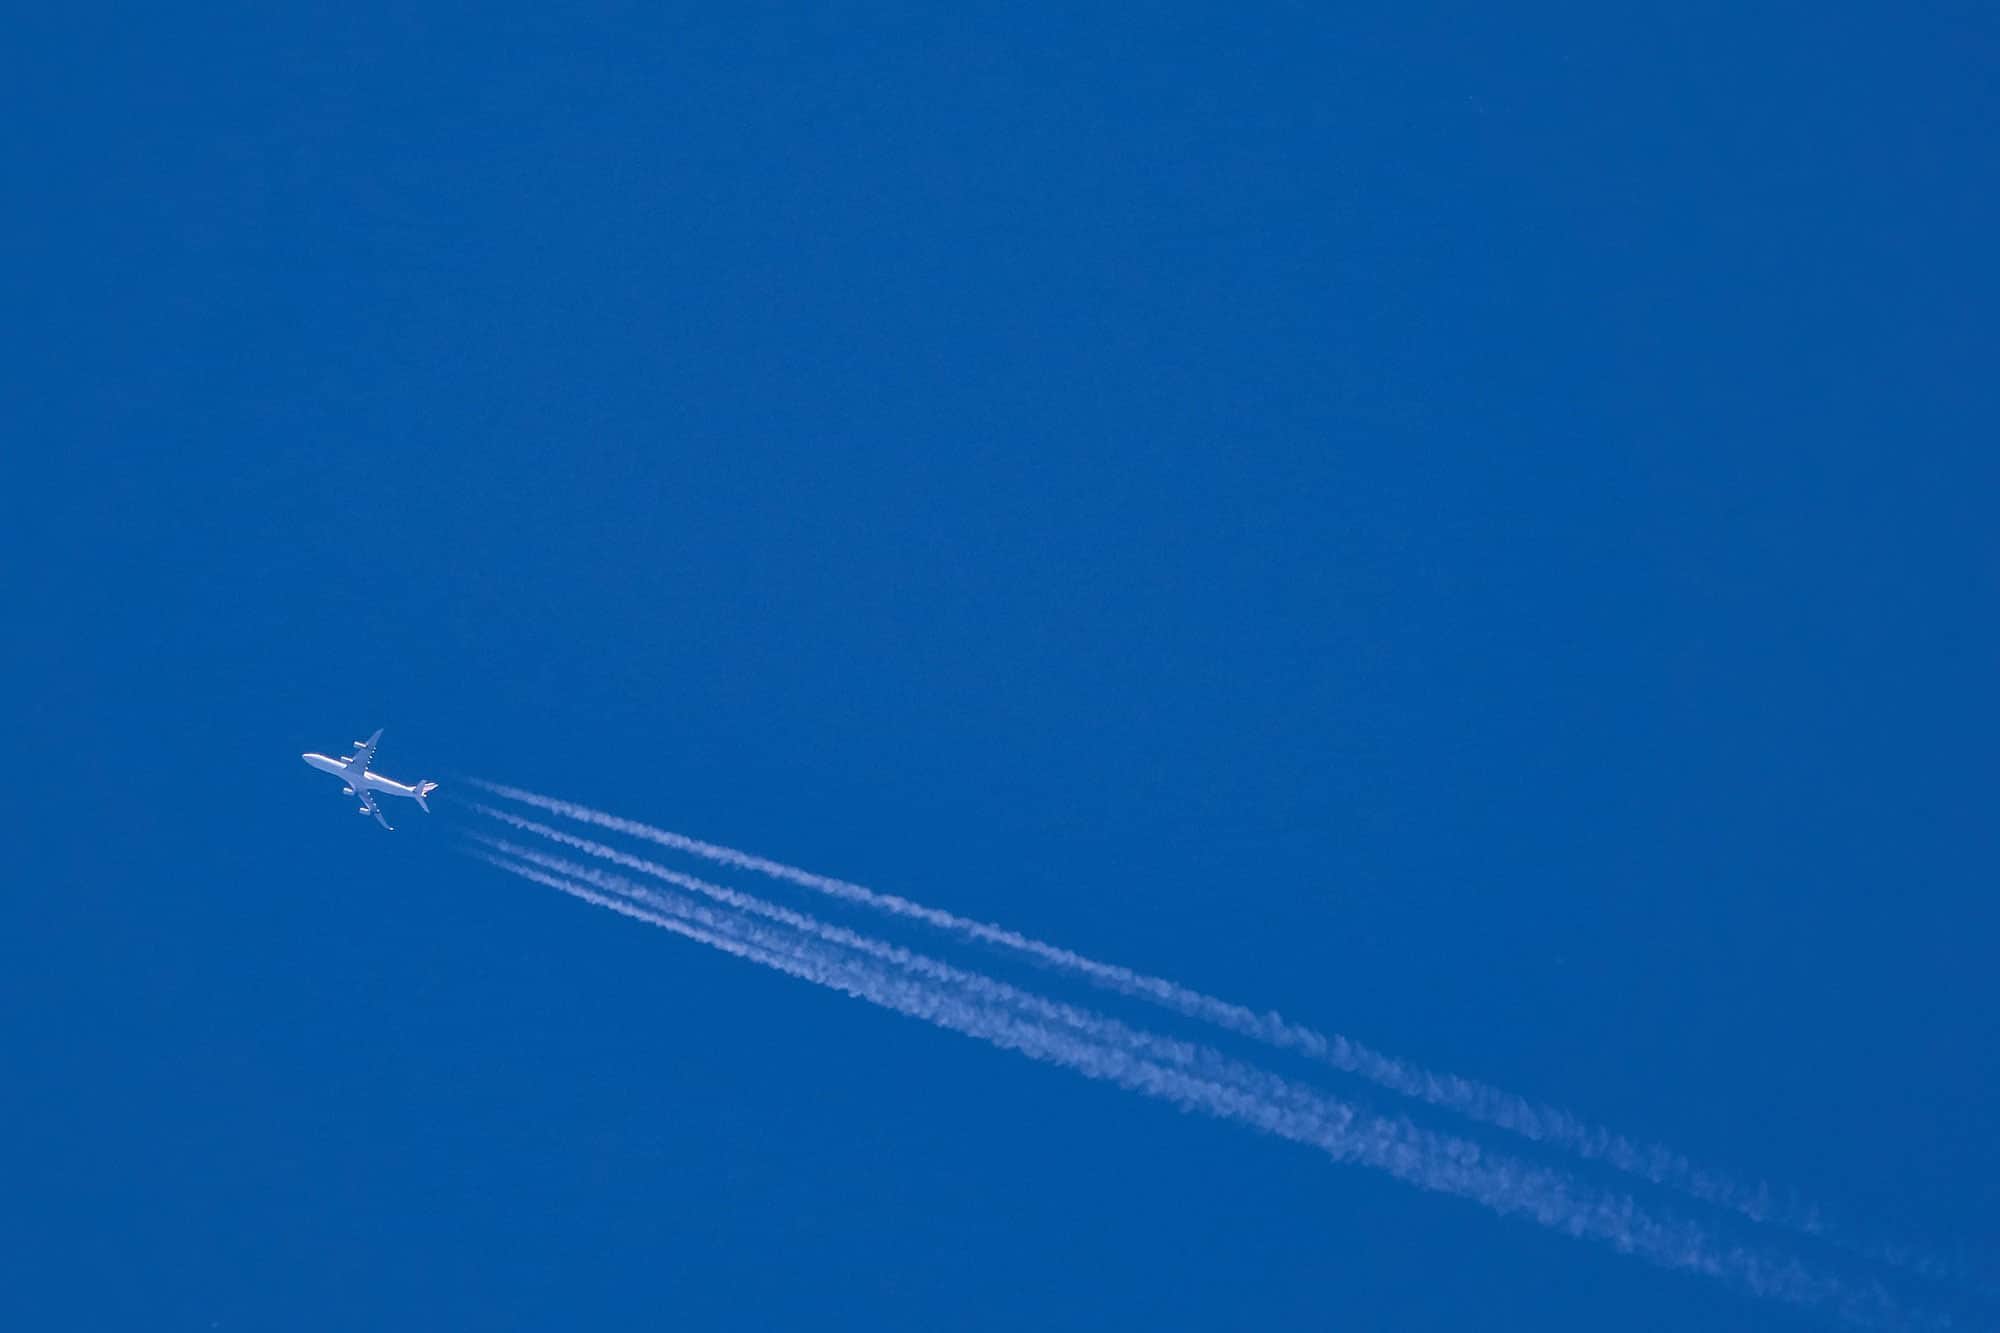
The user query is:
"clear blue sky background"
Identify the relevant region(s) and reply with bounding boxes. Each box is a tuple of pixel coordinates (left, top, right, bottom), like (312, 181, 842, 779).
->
(9, 4, 1997, 1329)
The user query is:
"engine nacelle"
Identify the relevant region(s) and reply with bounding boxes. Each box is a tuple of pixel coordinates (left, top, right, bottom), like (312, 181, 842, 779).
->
(341, 787, 355, 796)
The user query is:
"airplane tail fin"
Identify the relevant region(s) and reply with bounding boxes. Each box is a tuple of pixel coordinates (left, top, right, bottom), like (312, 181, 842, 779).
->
(415, 781, 438, 813)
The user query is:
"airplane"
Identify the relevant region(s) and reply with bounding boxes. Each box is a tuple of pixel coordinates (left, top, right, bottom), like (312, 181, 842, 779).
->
(301, 728, 439, 830)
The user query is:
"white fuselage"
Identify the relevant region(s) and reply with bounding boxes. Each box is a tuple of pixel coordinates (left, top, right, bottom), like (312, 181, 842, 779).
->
(302, 752, 423, 799)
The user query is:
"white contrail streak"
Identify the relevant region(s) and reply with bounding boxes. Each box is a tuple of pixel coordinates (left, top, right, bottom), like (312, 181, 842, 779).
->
(467, 812, 1351, 1112)
(461, 779, 1810, 1236)
(466, 826, 1431, 1126)
(465, 845, 1910, 1330)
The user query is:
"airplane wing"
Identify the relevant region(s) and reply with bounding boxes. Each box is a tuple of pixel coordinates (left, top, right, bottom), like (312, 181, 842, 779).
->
(358, 787, 393, 831)
(345, 728, 383, 774)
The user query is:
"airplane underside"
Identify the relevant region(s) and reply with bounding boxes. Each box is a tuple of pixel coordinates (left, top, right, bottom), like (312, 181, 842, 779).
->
(303, 729, 438, 831)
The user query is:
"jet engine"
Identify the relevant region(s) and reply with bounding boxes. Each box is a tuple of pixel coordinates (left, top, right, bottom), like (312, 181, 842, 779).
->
(341, 787, 354, 796)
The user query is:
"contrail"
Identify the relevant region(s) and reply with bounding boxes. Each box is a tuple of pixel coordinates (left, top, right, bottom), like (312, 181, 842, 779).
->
(467, 813, 1350, 1110)
(461, 779, 1814, 1237)
(467, 826, 1450, 1127)
(464, 844, 1916, 1331)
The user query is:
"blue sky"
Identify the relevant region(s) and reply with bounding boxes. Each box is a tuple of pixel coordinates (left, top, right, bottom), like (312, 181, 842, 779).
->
(9, 4, 1997, 1329)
